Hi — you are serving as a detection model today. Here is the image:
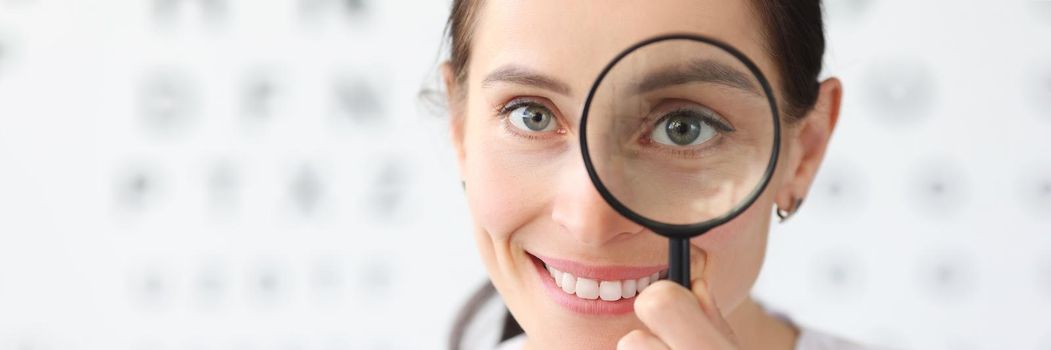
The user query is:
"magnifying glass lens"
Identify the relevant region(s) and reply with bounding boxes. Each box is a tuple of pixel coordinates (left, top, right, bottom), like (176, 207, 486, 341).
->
(584, 38, 778, 226)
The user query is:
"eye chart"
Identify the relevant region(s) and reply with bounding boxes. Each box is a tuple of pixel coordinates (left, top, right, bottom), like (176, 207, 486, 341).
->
(0, 0, 1048, 349)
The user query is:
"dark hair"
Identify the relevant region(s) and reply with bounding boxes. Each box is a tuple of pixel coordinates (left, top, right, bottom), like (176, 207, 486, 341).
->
(445, 0, 827, 348)
(444, 0, 825, 120)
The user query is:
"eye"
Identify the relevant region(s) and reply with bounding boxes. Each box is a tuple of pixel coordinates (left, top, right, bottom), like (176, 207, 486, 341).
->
(650, 108, 732, 146)
(507, 103, 558, 132)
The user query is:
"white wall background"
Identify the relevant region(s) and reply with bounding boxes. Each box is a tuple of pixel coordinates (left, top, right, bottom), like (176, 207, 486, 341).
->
(0, 0, 1047, 349)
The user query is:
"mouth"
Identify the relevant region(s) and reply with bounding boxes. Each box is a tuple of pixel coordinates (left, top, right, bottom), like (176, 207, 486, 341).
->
(526, 251, 668, 315)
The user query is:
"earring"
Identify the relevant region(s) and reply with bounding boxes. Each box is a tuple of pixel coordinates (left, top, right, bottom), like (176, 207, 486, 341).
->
(776, 197, 804, 223)
(461, 181, 465, 190)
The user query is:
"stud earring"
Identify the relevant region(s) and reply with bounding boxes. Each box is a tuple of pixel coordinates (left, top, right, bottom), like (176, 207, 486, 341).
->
(776, 197, 804, 223)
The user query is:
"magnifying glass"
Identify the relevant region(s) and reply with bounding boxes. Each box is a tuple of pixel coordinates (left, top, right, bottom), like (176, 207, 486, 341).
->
(580, 34, 781, 287)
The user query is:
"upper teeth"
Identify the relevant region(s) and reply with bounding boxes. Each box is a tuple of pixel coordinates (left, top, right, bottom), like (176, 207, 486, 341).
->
(545, 264, 665, 301)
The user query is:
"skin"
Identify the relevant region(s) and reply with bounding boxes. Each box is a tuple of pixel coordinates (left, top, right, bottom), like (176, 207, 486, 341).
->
(443, 1, 843, 349)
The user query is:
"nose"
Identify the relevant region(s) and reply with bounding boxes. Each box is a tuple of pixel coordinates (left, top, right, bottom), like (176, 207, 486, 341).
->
(551, 155, 645, 246)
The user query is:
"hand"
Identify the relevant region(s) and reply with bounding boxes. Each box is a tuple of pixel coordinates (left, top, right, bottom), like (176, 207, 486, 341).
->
(618, 245, 739, 350)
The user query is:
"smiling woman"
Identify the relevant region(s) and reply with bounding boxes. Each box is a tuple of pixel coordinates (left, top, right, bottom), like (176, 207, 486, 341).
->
(439, 1, 861, 349)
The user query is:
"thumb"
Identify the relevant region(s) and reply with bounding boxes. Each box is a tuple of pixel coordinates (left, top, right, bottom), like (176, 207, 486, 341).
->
(689, 244, 737, 342)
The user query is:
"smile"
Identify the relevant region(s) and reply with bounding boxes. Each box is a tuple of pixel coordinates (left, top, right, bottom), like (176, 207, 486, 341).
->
(528, 252, 668, 314)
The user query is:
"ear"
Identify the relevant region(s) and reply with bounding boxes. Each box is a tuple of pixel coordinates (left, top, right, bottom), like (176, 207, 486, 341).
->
(775, 78, 843, 210)
(442, 62, 468, 178)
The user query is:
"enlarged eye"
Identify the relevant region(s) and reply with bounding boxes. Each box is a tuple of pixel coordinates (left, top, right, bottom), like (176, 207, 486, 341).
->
(508, 103, 558, 132)
(650, 109, 730, 146)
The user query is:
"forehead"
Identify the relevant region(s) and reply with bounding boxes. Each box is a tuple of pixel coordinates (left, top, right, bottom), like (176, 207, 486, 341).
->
(469, 0, 776, 99)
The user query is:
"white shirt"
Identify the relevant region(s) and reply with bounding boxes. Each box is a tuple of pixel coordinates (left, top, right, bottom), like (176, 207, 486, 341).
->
(495, 328, 871, 350)
(491, 327, 870, 348)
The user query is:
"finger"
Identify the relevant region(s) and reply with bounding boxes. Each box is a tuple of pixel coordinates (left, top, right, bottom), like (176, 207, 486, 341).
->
(617, 329, 671, 350)
(634, 280, 734, 350)
(689, 244, 738, 342)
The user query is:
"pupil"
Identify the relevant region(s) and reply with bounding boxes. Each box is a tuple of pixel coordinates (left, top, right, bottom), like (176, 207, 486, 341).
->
(674, 122, 689, 134)
(665, 114, 701, 145)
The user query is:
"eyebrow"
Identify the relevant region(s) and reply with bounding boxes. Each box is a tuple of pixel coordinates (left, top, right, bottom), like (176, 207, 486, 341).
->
(635, 59, 761, 96)
(481, 65, 572, 96)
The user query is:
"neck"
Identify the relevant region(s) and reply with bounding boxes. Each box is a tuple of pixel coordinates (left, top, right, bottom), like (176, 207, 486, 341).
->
(725, 296, 799, 350)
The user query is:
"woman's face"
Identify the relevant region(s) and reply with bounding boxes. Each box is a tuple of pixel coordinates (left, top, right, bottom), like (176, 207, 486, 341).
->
(448, 0, 810, 348)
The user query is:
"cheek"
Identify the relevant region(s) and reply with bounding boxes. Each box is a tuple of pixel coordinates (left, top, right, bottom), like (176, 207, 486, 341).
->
(460, 117, 567, 313)
(462, 123, 554, 243)
(465, 157, 520, 242)
(689, 192, 774, 313)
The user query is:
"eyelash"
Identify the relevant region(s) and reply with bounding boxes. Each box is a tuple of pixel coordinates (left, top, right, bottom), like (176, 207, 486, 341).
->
(496, 97, 566, 140)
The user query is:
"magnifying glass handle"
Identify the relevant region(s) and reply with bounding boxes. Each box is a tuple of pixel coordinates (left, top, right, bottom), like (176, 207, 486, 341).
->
(668, 238, 691, 287)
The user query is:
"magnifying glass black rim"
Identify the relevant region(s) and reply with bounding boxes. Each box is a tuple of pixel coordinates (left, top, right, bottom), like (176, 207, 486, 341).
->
(579, 33, 782, 239)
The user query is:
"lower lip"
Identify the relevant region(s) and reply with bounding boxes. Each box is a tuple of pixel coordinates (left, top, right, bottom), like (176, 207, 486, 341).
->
(528, 254, 637, 315)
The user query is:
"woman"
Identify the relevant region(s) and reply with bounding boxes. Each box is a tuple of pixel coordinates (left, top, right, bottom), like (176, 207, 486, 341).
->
(440, 0, 862, 349)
